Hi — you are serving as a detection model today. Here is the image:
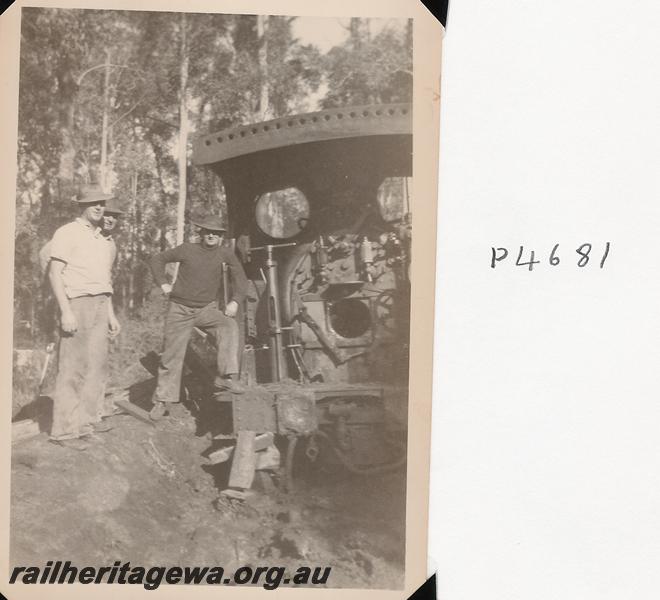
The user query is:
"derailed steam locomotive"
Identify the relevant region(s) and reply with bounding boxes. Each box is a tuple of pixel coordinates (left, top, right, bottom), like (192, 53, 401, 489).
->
(189, 103, 412, 492)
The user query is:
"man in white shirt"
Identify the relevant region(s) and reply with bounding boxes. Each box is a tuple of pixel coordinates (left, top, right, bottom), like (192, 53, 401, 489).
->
(39, 200, 123, 275)
(48, 186, 121, 450)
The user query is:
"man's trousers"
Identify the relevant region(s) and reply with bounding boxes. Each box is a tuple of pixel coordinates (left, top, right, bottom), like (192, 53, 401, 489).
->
(155, 300, 239, 403)
(50, 294, 109, 440)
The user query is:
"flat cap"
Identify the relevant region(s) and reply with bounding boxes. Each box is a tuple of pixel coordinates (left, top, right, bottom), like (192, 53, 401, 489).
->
(191, 214, 226, 232)
(104, 199, 125, 216)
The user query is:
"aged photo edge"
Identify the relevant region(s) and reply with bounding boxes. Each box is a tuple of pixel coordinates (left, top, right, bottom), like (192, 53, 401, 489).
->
(0, 1, 443, 598)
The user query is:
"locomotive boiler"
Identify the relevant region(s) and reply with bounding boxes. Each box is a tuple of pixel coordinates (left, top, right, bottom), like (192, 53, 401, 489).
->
(189, 103, 412, 492)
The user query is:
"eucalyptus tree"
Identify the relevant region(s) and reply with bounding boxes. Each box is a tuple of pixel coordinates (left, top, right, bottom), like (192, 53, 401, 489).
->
(321, 17, 412, 108)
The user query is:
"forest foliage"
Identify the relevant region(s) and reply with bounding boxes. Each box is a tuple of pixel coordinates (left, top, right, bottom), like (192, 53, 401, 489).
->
(14, 9, 412, 346)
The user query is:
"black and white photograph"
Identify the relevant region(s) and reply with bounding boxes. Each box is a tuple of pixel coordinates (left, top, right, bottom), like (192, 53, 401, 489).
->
(11, 1, 660, 599)
(5, 2, 439, 594)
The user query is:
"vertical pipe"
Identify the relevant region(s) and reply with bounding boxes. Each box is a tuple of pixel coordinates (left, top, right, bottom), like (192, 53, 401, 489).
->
(265, 246, 285, 381)
(100, 50, 111, 191)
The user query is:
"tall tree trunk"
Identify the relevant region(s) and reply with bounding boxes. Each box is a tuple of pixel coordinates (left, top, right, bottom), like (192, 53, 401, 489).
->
(57, 66, 78, 184)
(147, 134, 173, 251)
(257, 15, 270, 119)
(176, 12, 189, 245)
(100, 50, 112, 190)
(38, 178, 53, 224)
(349, 17, 365, 50)
(128, 169, 138, 310)
(135, 167, 144, 308)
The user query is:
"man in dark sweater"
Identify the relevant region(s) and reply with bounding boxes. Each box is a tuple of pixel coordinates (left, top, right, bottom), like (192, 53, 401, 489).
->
(149, 215, 249, 420)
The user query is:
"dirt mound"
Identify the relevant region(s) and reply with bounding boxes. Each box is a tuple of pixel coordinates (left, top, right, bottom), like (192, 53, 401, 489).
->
(10, 409, 406, 589)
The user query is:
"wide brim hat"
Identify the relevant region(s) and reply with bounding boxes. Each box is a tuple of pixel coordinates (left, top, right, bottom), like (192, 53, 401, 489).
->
(75, 185, 114, 204)
(104, 199, 125, 216)
(191, 215, 226, 232)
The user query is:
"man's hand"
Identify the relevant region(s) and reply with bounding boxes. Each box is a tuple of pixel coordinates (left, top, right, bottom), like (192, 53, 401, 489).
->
(161, 283, 173, 296)
(108, 313, 121, 338)
(61, 309, 77, 334)
(224, 300, 238, 318)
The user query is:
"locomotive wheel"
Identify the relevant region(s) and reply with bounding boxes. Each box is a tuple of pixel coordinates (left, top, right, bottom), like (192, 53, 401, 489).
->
(312, 428, 406, 476)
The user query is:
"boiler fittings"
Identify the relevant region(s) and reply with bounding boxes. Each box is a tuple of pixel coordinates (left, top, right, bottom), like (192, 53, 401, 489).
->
(359, 236, 376, 283)
(312, 236, 329, 285)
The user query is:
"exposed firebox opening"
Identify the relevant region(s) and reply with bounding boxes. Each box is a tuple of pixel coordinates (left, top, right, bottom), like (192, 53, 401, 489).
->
(328, 298, 372, 339)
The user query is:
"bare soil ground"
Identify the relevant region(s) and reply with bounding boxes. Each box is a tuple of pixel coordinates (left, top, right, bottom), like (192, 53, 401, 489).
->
(11, 295, 407, 589)
(10, 407, 406, 589)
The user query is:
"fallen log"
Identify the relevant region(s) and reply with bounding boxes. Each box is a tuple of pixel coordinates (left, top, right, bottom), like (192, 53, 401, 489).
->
(205, 432, 274, 465)
(112, 394, 155, 426)
(228, 430, 257, 489)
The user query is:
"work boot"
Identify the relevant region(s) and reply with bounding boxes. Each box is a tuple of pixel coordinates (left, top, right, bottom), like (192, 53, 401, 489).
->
(92, 420, 114, 433)
(150, 400, 167, 421)
(214, 379, 247, 395)
(50, 438, 89, 451)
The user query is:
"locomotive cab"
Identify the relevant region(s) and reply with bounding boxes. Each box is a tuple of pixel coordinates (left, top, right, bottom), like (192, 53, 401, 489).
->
(191, 104, 412, 481)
